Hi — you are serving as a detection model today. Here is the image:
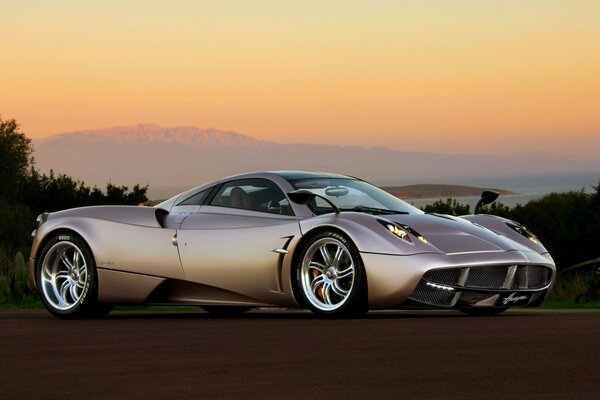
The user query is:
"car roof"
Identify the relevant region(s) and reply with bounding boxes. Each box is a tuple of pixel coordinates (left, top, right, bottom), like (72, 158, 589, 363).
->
(155, 170, 358, 211)
(272, 171, 355, 180)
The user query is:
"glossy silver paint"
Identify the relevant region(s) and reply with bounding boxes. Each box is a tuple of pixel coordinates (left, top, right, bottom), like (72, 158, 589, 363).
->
(29, 171, 556, 313)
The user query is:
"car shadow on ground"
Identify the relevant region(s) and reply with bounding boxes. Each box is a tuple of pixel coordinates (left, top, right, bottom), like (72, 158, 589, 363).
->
(101, 308, 544, 320)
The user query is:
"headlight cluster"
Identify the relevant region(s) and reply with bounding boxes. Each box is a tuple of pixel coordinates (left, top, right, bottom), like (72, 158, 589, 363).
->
(506, 222, 538, 244)
(378, 220, 428, 244)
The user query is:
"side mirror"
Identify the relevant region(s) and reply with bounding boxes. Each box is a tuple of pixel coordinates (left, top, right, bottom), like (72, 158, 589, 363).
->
(287, 189, 340, 214)
(287, 189, 316, 205)
(474, 190, 500, 214)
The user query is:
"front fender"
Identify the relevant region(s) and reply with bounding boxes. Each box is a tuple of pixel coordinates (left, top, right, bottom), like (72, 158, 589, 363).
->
(299, 213, 440, 256)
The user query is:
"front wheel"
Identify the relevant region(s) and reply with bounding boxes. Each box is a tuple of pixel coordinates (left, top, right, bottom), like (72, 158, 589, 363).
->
(296, 231, 368, 317)
(36, 234, 102, 319)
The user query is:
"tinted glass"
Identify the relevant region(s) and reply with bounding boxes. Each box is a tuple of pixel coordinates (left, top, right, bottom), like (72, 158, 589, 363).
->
(209, 178, 294, 215)
(177, 188, 212, 206)
(289, 178, 423, 215)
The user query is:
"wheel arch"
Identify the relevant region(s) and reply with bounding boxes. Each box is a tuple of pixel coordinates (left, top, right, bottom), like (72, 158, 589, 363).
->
(34, 227, 95, 265)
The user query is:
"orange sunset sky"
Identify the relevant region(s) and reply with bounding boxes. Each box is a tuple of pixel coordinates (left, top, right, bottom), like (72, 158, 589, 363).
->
(1, 1, 599, 157)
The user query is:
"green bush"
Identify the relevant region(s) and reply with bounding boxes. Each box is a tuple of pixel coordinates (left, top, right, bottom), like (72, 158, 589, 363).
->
(0, 276, 10, 303)
(13, 252, 34, 302)
(578, 266, 600, 303)
(0, 250, 36, 304)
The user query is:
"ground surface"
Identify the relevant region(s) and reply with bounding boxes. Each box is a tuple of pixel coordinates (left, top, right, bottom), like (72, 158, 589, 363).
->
(1, 308, 599, 399)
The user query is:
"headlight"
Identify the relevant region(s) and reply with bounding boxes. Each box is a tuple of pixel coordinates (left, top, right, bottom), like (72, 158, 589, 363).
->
(378, 220, 428, 244)
(506, 222, 538, 244)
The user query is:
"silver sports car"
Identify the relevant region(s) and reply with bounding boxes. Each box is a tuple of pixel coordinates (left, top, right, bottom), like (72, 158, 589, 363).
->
(29, 171, 555, 318)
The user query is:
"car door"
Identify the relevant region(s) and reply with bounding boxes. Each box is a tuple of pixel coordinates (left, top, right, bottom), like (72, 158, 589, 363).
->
(176, 178, 301, 303)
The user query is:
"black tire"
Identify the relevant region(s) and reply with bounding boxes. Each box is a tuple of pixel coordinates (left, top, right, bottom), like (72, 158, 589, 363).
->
(201, 305, 253, 315)
(296, 231, 368, 317)
(36, 233, 102, 319)
(459, 307, 508, 316)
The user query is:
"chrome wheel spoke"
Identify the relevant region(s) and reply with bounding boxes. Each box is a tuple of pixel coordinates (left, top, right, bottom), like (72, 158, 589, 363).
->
(70, 284, 79, 301)
(60, 253, 74, 270)
(73, 251, 80, 268)
(55, 270, 69, 279)
(336, 266, 354, 279)
(60, 280, 70, 301)
(309, 261, 326, 273)
(323, 282, 332, 304)
(319, 245, 333, 266)
(332, 281, 349, 296)
(78, 264, 87, 275)
(311, 275, 324, 293)
(332, 246, 344, 268)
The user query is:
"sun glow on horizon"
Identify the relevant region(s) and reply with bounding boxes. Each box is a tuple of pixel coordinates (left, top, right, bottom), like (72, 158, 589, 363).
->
(1, 1, 598, 157)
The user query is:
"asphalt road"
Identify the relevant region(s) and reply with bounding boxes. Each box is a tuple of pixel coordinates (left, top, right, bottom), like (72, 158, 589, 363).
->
(1, 308, 599, 400)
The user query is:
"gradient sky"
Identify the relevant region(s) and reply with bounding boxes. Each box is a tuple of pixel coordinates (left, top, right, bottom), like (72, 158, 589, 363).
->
(1, 1, 599, 157)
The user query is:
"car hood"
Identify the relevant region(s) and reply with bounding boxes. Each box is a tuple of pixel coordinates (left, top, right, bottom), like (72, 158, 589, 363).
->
(383, 213, 532, 254)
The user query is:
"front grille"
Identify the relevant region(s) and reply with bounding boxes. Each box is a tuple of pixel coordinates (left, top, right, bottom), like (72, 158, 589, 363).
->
(423, 268, 462, 286)
(409, 264, 552, 307)
(465, 266, 507, 288)
(512, 265, 551, 289)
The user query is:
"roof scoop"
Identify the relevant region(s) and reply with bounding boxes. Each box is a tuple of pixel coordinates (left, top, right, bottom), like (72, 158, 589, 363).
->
(474, 190, 499, 214)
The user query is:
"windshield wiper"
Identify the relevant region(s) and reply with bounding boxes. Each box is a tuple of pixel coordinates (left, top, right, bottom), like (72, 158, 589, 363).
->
(346, 206, 409, 215)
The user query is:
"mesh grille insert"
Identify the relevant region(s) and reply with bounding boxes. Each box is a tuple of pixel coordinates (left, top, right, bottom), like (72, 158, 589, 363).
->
(465, 266, 507, 288)
(512, 265, 552, 289)
(409, 281, 455, 306)
(422, 268, 462, 286)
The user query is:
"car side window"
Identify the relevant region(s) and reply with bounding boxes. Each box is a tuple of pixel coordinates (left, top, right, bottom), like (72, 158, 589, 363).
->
(176, 188, 212, 206)
(209, 178, 294, 216)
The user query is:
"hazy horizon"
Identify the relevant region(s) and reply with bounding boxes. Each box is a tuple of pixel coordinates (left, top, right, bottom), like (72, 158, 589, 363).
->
(31, 124, 599, 200)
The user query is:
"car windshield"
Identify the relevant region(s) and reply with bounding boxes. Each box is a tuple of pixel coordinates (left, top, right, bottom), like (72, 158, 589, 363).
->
(288, 177, 424, 215)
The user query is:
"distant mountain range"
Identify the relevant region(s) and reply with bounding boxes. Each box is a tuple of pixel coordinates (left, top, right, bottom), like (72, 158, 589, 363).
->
(33, 124, 600, 198)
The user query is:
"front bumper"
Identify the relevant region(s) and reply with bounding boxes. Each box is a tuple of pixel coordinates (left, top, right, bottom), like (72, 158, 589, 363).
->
(406, 264, 551, 309)
(361, 250, 555, 309)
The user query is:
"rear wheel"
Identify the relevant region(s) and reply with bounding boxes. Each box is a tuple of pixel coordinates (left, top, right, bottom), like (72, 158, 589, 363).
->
(296, 231, 367, 317)
(36, 234, 104, 319)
